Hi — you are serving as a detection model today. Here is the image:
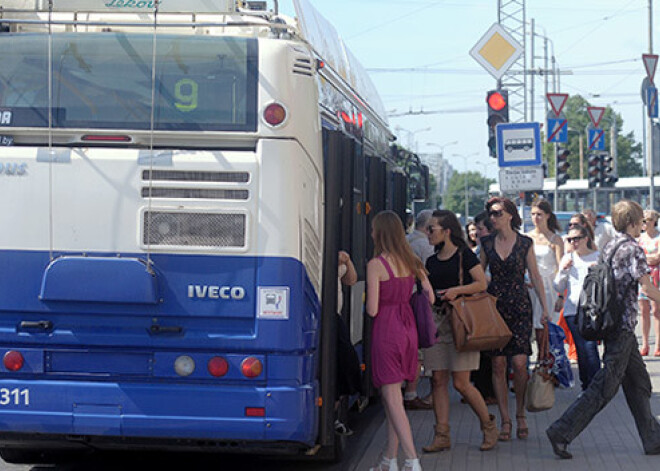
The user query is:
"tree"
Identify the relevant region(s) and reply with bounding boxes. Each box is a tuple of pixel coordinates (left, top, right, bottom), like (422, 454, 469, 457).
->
(443, 171, 493, 219)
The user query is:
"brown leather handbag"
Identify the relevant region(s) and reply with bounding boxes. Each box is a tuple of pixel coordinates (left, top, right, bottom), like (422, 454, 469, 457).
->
(449, 251, 512, 352)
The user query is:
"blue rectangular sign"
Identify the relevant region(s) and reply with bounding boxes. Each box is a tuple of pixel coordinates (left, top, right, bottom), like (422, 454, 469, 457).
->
(588, 128, 605, 151)
(648, 86, 658, 118)
(497, 122, 542, 167)
(547, 118, 568, 143)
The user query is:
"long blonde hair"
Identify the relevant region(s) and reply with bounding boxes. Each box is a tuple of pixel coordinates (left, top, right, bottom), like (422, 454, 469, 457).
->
(372, 210, 426, 279)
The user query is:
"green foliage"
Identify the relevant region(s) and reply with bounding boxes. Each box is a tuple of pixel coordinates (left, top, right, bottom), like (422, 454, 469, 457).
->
(443, 171, 493, 218)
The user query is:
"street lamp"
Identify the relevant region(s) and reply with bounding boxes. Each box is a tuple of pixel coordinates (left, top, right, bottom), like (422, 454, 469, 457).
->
(452, 152, 479, 221)
(395, 126, 432, 152)
(475, 160, 497, 197)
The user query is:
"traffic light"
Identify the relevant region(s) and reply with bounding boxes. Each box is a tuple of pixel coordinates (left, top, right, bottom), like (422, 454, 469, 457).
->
(600, 153, 618, 187)
(587, 153, 601, 188)
(486, 89, 509, 158)
(556, 147, 571, 187)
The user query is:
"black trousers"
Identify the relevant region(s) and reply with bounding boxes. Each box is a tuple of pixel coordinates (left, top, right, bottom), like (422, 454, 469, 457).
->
(547, 330, 660, 453)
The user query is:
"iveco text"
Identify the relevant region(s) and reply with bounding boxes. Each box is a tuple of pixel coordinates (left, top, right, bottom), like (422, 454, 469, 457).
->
(187, 285, 246, 300)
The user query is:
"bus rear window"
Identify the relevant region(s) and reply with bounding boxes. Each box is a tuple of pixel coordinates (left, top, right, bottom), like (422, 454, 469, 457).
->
(0, 33, 258, 132)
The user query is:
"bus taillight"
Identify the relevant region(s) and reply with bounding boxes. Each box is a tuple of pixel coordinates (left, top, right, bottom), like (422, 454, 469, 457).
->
(207, 357, 229, 377)
(263, 103, 287, 126)
(3, 351, 24, 371)
(240, 357, 263, 378)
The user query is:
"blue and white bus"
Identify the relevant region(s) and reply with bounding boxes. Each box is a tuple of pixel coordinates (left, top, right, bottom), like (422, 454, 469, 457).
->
(0, 0, 424, 463)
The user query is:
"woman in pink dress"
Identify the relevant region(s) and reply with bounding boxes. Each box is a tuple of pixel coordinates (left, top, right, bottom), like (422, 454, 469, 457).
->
(367, 211, 434, 471)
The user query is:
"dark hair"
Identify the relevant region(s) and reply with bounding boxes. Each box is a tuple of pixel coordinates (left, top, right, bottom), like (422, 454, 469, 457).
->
(531, 199, 560, 233)
(474, 210, 494, 231)
(569, 213, 595, 243)
(485, 196, 521, 231)
(567, 224, 595, 250)
(432, 209, 467, 251)
(465, 221, 477, 248)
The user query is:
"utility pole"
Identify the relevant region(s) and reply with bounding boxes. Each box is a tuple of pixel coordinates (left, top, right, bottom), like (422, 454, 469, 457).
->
(649, 0, 655, 209)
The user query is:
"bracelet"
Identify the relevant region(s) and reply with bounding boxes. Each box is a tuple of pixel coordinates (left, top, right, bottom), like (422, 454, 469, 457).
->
(557, 295, 564, 299)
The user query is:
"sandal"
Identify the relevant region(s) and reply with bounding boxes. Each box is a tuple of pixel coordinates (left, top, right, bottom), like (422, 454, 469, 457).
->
(498, 420, 512, 441)
(641, 346, 650, 356)
(516, 414, 528, 440)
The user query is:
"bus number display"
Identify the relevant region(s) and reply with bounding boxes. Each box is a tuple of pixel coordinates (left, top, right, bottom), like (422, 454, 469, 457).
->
(174, 79, 199, 112)
(0, 388, 29, 406)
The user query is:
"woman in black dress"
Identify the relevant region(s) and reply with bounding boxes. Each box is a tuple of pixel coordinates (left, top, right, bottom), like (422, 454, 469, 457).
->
(480, 197, 549, 442)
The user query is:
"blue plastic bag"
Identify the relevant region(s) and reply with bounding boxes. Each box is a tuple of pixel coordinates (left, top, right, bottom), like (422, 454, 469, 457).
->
(547, 322, 574, 389)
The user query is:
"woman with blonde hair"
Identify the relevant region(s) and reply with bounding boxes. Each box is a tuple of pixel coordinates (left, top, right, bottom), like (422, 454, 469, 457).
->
(367, 210, 435, 471)
(638, 209, 660, 356)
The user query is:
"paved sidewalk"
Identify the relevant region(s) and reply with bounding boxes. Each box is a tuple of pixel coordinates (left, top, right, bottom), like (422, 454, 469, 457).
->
(352, 333, 660, 471)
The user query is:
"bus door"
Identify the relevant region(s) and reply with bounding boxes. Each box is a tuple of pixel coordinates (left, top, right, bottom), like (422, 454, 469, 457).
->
(339, 140, 367, 348)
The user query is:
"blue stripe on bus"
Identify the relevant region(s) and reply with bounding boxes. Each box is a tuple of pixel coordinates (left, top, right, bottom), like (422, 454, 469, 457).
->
(0, 379, 317, 443)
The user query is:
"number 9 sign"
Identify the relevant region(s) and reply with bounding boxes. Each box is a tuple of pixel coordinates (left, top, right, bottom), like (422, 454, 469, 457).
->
(174, 79, 198, 112)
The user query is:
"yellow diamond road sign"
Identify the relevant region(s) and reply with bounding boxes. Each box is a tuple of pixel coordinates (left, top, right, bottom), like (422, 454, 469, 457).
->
(470, 23, 523, 80)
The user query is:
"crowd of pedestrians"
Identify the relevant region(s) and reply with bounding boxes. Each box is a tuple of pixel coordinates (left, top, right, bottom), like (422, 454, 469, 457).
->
(365, 198, 660, 471)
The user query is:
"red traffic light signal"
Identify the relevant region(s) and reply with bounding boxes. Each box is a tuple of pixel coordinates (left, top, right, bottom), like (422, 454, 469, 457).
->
(487, 91, 507, 111)
(486, 89, 509, 158)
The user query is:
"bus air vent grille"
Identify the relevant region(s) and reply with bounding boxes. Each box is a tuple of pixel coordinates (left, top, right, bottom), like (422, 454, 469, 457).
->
(142, 170, 250, 183)
(141, 188, 249, 200)
(293, 58, 313, 77)
(143, 211, 246, 248)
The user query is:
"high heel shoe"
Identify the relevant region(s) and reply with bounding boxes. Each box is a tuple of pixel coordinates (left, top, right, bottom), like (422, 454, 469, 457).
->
(498, 420, 512, 441)
(640, 345, 650, 356)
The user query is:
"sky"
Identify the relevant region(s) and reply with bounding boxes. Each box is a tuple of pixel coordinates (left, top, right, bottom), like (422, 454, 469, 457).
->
(279, 0, 654, 181)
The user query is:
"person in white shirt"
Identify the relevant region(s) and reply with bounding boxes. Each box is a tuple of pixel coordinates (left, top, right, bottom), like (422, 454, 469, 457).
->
(583, 208, 616, 251)
(554, 224, 601, 390)
(638, 210, 660, 357)
(406, 210, 435, 264)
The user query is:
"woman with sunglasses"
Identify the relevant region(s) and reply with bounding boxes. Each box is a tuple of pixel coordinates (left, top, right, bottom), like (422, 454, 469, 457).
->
(638, 209, 660, 357)
(480, 197, 549, 442)
(553, 224, 601, 390)
(422, 210, 499, 453)
(526, 199, 564, 361)
(565, 214, 595, 253)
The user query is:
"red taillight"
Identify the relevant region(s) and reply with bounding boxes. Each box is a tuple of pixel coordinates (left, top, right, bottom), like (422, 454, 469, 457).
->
(3, 351, 24, 372)
(241, 357, 263, 378)
(81, 135, 131, 142)
(245, 407, 265, 417)
(263, 103, 287, 126)
(207, 357, 229, 377)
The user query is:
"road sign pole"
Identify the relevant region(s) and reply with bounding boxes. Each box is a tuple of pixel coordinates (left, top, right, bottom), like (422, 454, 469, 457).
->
(554, 142, 559, 212)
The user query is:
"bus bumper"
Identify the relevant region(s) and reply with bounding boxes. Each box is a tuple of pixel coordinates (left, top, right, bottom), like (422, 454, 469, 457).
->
(0, 379, 318, 451)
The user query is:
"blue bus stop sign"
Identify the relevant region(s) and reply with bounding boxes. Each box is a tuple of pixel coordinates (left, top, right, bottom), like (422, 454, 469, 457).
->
(496, 122, 542, 167)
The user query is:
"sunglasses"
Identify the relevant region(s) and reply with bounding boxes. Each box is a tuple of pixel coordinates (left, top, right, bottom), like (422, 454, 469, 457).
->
(567, 236, 585, 243)
(427, 225, 434, 233)
(568, 222, 580, 227)
(489, 209, 504, 218)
